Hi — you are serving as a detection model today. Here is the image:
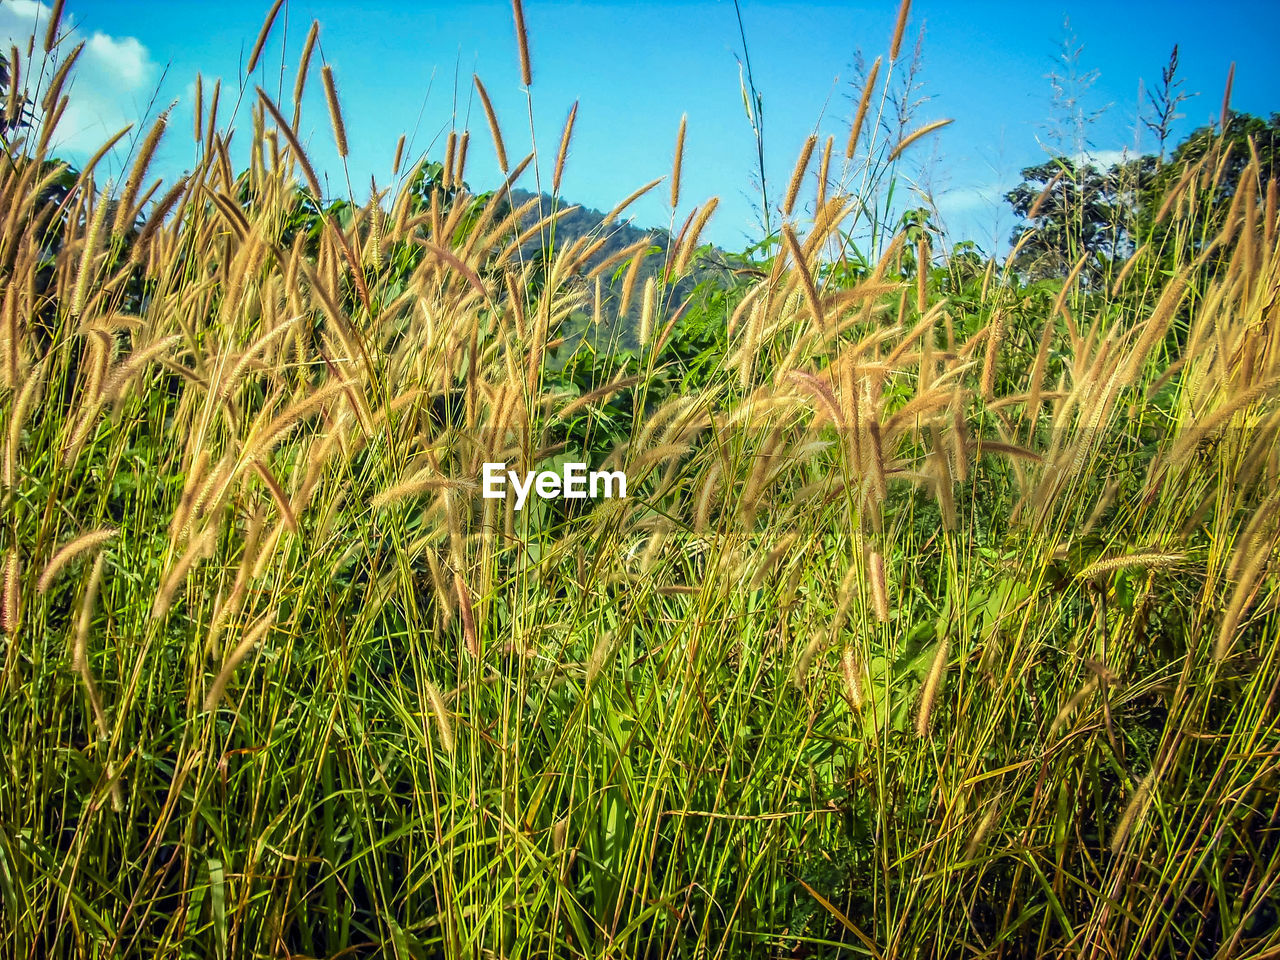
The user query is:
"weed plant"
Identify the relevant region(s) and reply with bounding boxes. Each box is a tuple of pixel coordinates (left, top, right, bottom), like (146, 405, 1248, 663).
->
(1, 1, 1278, 956)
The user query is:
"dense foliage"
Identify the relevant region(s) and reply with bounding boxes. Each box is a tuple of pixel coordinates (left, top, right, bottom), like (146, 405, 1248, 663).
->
(1, 6, 1278, 959)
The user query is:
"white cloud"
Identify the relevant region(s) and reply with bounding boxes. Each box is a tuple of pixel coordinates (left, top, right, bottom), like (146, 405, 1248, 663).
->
(936, 181, 1007, 216)
(1071, 147, 1132, 168)
(1, 1, 51, 27)
(84, 32, 150, 90)
(1, 1, 158, 156)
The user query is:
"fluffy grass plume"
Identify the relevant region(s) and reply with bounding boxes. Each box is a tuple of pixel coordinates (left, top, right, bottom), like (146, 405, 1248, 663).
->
(0, 8, 1276, 960)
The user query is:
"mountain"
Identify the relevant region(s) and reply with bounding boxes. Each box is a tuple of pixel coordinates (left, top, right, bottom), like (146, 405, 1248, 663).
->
(505, 188, 734, 353)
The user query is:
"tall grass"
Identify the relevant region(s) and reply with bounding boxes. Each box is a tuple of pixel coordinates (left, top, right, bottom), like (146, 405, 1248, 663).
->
(1, 4, 1278, 958)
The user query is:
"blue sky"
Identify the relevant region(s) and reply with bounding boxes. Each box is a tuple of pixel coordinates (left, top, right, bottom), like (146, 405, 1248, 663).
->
(3, 0, 1277, 251)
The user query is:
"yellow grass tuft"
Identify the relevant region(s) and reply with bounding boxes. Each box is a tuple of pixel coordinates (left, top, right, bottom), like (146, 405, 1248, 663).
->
(322, 65, 349, 159)
(671, 114, 687, 210)
(38, 529, 117, 595)
(511, 0, 533, 86)
(204, 609, 278, 711)
(1076, 552, 1183, 581)
(887, 118, 953, 164)
(425, 681, 455, 756)
(889, 0, 912, 61)
(247, 0, 284, 75)
(784, 134, 817, 217)
(915, 634, 950, 737)
(2, 550, 19, 634)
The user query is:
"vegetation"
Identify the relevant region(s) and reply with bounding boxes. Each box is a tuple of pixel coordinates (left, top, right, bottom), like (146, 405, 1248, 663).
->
(1, 1, 1278, 957)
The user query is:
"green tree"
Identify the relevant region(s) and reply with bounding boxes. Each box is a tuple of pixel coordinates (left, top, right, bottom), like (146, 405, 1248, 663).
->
(1131, 112, 1280, 249)
(1004, 157, 1133, 281)
(1004, 112, 1280, 284)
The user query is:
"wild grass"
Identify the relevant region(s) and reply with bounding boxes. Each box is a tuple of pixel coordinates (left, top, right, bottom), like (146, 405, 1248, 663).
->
(0, 2, 1278, 958)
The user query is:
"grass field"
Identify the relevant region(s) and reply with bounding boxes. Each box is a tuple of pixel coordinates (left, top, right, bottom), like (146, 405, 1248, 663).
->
(1, 1, 1279, 957)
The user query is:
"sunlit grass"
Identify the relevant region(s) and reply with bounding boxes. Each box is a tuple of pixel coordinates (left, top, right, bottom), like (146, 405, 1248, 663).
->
(0, 2, 1278, 957)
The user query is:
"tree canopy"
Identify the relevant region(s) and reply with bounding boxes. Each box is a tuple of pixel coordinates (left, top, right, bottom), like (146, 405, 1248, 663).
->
(1004, 112, 1280, 281)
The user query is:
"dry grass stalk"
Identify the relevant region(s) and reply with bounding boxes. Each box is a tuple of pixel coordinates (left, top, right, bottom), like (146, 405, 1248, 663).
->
(815, 135, 833, 211)
(915, 633, 950, 736)
(965, 803, 1001, 860)
(209, 510, 267, 641)
(251, 461, 299, 534)
(372, 473, 471, 510)
(392, 134, 406, 177)
(1123, 275, 1189, 384)
(981, 310, 1004, 401)
(44, 0, 65, 53)
(638, 276, 657, 347)
(259, 89, 325, 200)
(840, 647, 865, 711)
(587, 236, 651, 283)
(322, 65, 349, 159)
(889, 0, 912, 60)
(5, 47, 20, 133)
(243, 379, 354, 466)
(601, 178, 662, 227)
(557, 375, 642, 421)
(930, 424, 956, 530)
(1024, 320, 1054, 432)
(973, 440, 1042, 464)
(443, 131, 457, 189)
(671, 114, 687, 210)
(103, 334, 182, 402)
(114, 113, 168, 237)
(916, 235, 929, 314)
(793, 636, 823, 689)
(1049, 678, 1098, 738)
(168, 449, 211, 544)
(783, 225, 824, 331)
(72, 553, 115, 810)
(247, 0, 284, 75)
(2, 550, 19, 634)
(949, 397, 970, 486)
(1167, 374, 1280, 468)
(4, 365, 45, 487)
(1110, 244, 1148, 297)
(784, 135, 817, 217)
(38, 529, 117, 595)
(671, 198, 719, 277)
(131, 177, 188, 264)
(71, 184, 109, 318)
(1215, 543, 1273, 660)
(1075, 552, 1182, 580)
(887, 119, 952, 164)
(474, 76, 508, 173)
(862, 395, 888, 504)
(425, 681, 455, 755)
(41, 41, 82, 115)
(868, 549, 889, 622)
(1110, 769, 1156, 855)
(511, 0, 533, 86)
(1051, 252, 1089, 322)
(585, 632, 615, 688)
(1026, 171, 1062, 221)
(204, 609, 277, 710)
(1265, 178, 1277, 247)
(1220, 62, 1235, 132)
(455, 571, 478, 657)
(846, 58, 881, 159)
(790, 369, 843, 427)
(72, 552, 105, 677)
(293, 22, 320, 123)
(552, 102, 578, 196)
(152, 524, 217, 619)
